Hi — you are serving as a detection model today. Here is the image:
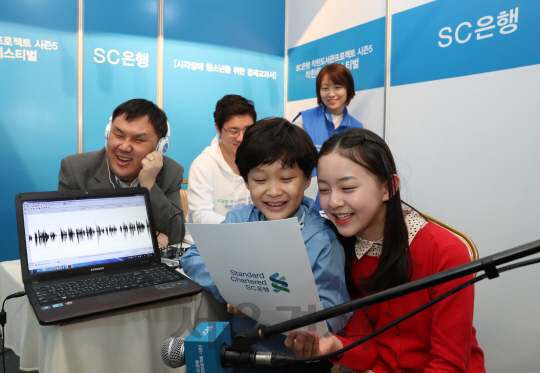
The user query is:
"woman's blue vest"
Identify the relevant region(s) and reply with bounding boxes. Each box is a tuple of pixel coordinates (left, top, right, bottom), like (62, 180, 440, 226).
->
(295, 105, 363, 209)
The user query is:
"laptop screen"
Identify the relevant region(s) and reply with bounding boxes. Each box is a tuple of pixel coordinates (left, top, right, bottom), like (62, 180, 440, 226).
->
(21, 194, 155, 275)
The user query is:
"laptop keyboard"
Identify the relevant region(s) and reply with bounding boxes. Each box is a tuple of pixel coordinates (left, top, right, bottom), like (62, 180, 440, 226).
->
(33, 267, 182, 305)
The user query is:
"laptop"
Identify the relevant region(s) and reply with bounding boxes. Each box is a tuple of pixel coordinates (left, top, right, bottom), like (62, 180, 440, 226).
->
(15, 188, 203, 325)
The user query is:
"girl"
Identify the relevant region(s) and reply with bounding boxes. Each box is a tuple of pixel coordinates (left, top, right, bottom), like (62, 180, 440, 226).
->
(293, 63, 363, 159)
(285, 128, 485, 373)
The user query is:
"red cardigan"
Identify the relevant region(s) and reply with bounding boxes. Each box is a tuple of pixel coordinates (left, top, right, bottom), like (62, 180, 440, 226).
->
(332, 222, 485, 373)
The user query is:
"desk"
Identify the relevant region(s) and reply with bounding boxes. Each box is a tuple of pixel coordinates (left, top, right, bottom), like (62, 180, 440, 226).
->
(0, 260, 204, 373)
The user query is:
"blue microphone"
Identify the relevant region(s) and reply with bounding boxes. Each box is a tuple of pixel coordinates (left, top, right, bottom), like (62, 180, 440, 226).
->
(162, 322, 232, 372)
(161, 322, 295, 371)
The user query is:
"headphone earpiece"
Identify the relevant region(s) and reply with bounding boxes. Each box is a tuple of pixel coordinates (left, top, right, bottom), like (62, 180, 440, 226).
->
(156, 121, 171, 154)
(104, 117, 171, 154)
(104, 116, 112, 146)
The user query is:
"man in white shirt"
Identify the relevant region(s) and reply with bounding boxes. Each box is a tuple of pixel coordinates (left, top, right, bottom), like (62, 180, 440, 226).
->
(187, 95, 256, 223)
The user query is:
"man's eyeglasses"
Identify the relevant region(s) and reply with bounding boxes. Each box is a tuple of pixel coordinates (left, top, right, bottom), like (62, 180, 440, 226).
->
(222, 127, 249, 138)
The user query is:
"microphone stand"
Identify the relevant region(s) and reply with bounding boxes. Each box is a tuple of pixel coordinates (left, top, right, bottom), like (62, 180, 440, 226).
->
(232, 238, 540, 347)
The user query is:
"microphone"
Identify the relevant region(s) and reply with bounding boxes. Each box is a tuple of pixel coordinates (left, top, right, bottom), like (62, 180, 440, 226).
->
(160, 322, 295, 371)
(161, 336, 185, 368)
(161, 239, 540, 372)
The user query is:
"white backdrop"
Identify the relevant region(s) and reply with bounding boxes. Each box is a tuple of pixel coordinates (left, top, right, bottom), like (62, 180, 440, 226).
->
(391, 63, 540, 372)
(286, 1, 540, 371)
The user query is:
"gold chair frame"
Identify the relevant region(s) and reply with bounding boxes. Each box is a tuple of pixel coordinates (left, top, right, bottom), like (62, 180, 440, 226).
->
(180, 179, 188, 215)
(419, 212, 479, 262)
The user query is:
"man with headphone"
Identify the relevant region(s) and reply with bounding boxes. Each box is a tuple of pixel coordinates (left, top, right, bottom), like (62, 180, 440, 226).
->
(58, 98, 185, 246)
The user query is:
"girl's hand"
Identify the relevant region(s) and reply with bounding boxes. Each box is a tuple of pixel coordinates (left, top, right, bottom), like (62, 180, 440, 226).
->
(226, 304, 248, 317)
(284, 330, 344, 360)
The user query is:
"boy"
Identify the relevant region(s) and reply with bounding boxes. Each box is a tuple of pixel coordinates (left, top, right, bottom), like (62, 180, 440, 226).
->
(181, 118, 350, 373)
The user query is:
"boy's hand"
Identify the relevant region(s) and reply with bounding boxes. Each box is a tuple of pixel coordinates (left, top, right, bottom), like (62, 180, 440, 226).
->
(227, 304, 248, 317)
(139, 151, 163, 191)
(284, 330, 344, 361)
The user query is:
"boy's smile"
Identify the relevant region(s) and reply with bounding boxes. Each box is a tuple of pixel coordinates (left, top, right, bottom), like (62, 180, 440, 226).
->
(245, 162, 310, 221)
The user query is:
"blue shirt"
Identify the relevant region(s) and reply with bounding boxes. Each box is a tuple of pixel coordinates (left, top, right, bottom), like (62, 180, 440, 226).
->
(181, 196, 350, 356)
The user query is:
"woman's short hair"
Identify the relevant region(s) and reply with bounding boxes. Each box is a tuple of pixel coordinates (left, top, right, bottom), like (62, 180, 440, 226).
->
(315, 63, 356, 106)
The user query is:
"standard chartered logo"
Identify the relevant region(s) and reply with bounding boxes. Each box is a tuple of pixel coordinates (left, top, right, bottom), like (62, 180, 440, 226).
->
(270, 273, 290, 293)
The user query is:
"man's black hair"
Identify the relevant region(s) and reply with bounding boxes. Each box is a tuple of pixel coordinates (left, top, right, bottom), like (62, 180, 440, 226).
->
(112, 98, 168, 139)
(214, 95, 256, 131)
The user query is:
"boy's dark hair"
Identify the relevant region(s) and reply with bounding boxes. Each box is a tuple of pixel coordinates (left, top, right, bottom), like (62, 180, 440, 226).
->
(235, 118, 317, 182)
(316, 63, 356, 106)
(214, 95, 257, 131)
(319, 128, 410, 295)
(112, 98, 168, 139)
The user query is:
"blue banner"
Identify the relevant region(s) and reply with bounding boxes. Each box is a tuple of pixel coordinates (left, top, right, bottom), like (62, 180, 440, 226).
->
(0, 1, 77, 261)
(163, 0, 285, 172)
(84, 0, 158, 152)
(287, 17, 385, 102)
(392, 0, 540, 86)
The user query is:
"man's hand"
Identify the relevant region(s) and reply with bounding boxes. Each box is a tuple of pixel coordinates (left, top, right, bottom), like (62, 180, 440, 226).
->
(156, 231, 169, 248)
(138, 151, 163, 190)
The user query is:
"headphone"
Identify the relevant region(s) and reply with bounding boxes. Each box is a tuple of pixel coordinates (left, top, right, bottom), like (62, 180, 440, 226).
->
(105, 116, 171, 154)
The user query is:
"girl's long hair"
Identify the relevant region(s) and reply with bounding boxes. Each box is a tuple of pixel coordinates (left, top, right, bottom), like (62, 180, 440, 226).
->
(319, 128, 411, 295)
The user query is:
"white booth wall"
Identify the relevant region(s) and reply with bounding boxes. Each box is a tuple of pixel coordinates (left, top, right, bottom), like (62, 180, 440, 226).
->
(286, 0, 540, 371)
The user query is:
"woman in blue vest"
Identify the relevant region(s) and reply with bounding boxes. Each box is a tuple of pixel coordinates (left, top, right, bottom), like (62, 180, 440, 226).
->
(294, 63, 363, 209)
(294, 63, 363, 175)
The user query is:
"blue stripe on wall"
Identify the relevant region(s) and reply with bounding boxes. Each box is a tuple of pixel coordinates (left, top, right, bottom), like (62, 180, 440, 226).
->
(287, 17, 386, 102)
(0, 1, 77, 261)
(392, 0, 540, 86)
(164, 0, 285, 56)
(84, 0, 158, 152)
(163, 0, 285, 173)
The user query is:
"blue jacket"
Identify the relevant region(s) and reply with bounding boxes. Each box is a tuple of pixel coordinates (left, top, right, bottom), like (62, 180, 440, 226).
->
(300, 104, 363, 157)
(181, 196, 350, 355)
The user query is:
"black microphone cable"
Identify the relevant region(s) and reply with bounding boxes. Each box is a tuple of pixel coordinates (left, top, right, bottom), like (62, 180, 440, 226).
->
(161, 253, 540, 368)
(165, 274, 483, 370)
(1, 291, 27, 373)
(156, 211, 185, 246)
(292, 256, 540, 364)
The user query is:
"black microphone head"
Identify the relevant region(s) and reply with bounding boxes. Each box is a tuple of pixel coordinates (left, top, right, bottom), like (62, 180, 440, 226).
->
(161, 337, 185, 368)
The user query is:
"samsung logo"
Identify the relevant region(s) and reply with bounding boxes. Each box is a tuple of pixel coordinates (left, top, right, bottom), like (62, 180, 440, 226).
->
(91, 267, 104, 272)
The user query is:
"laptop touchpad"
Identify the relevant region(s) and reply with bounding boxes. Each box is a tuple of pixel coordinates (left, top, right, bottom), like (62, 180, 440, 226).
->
(98, 292, 135, 305)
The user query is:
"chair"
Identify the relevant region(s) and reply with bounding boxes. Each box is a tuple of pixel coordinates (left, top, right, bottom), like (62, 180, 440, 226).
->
(418, 211, 479, 261)
(180, 179, 188, 215)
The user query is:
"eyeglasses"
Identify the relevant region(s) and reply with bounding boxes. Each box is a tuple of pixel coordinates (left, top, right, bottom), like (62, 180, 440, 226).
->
(222, 127, 249, 138)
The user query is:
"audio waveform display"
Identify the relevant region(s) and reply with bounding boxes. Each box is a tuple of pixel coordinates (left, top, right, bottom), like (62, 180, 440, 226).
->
(28, 220, 151, 246)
